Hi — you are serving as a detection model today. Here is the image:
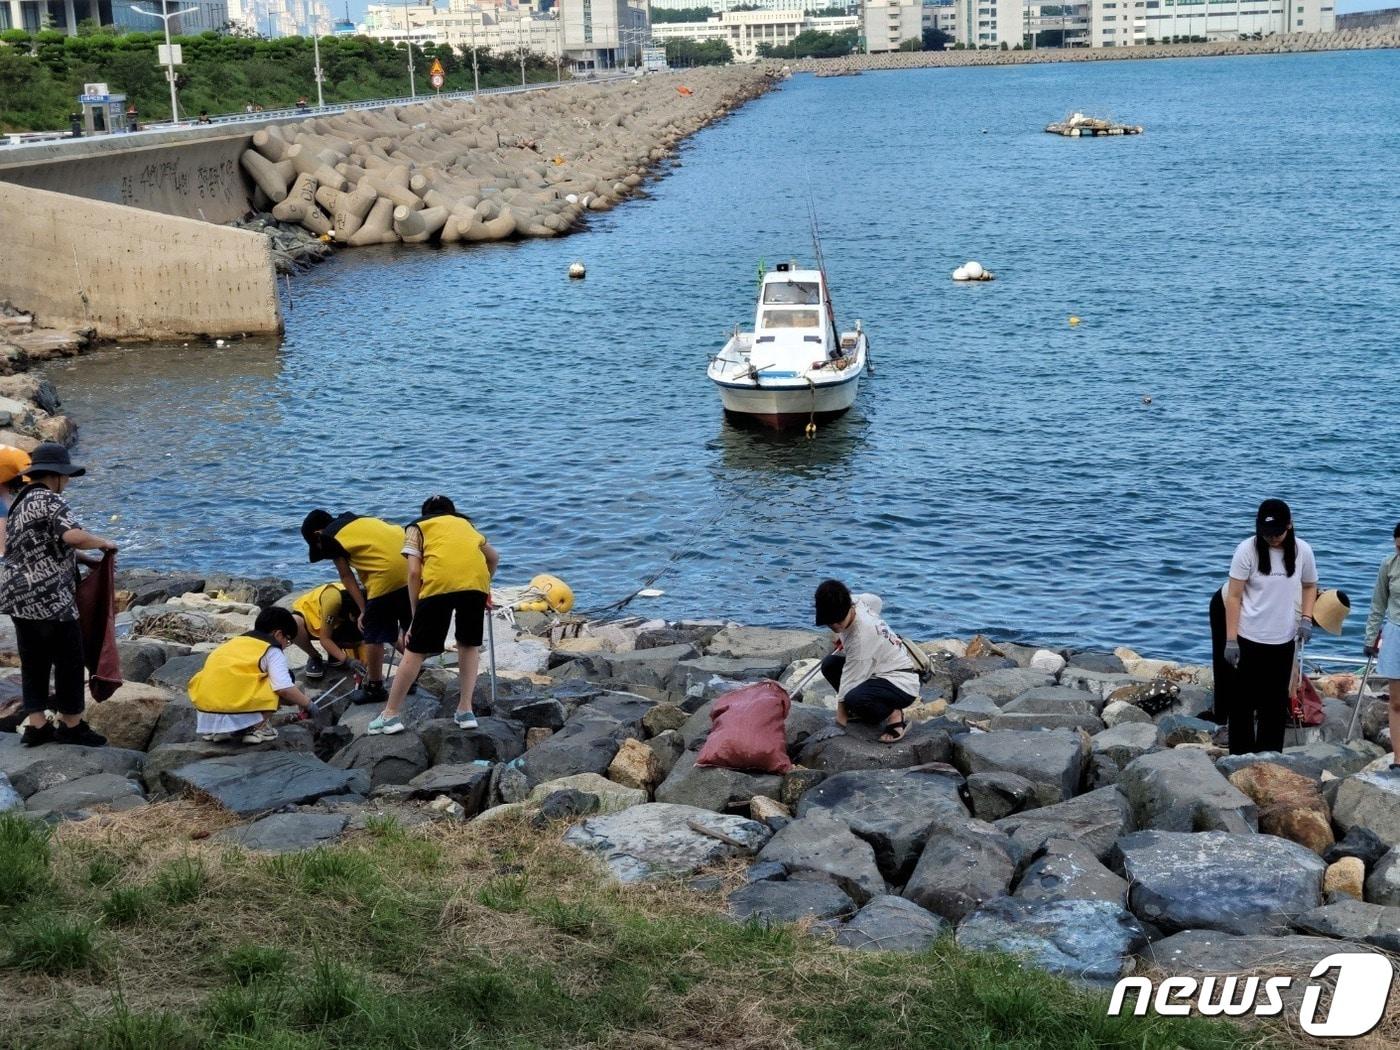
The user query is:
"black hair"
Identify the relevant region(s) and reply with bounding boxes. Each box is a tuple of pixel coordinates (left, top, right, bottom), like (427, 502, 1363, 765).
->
(255, 607, 298, 637)
(421, 495, 456, 516)
(814, 578, 853, 627)
(1254, 499, 1297, 578)
(1393, 521, 1400, 539)
(301, 509, 332, 548)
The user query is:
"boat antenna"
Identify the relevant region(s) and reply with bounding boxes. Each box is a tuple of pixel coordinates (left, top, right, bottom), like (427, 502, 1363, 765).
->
(807, 192, 839, 337)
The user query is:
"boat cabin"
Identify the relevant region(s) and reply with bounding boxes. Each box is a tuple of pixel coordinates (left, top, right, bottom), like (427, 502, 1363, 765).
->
(752, 265, 841, 375)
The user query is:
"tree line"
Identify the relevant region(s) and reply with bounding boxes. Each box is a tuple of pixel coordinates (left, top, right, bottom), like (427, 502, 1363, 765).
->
(0, 27, 559, 132)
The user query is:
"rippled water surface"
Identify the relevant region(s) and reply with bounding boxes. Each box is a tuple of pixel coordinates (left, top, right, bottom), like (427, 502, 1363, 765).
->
(62, 50, 1400, 659)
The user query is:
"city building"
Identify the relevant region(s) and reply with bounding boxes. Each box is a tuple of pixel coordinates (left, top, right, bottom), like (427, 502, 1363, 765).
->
(952, 0, 1022, 46)
(1102, 0, 1334, 44)
(922, 1, 957, 38)
(649, 0, 853, 10)
(359, 1, 566, 56)
(558, 0, 649, 70)
(650, 7, 858, 60)
(1, 0, 226, 33)
(225, 0, 332, 36)
(863, 0, 921, 49)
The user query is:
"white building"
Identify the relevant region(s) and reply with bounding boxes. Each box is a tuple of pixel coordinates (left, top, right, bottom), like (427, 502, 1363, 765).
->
(951, 0, 1021, 45)
(864, 0, 921, 49)
(650, 0, 851, 9)
(921, 2, 957, 37)
(558, 0, 650, 70)
(360, 2, 564, 55)
(1105, 0, 1334, 44)
(651, 8, 858, 60)
(227, 0, 332, 36)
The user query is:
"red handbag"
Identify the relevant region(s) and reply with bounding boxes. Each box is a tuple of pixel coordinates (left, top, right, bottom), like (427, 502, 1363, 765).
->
(1290, 673, 1325, 728)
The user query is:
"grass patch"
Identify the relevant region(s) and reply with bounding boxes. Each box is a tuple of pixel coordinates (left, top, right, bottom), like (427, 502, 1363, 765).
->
(5, 915, 101, 974)
(0, 812, 52, 907)
(84, 852, 125, 888)
(0, 803, 1306, 1050)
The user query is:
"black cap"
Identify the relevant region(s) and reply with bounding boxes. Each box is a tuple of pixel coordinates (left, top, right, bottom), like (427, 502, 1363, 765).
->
(301, 509, 333, 563)
(26, 442, 85, 478)
(1256, 498, 1292, 538)
(814, 578, 853, 628)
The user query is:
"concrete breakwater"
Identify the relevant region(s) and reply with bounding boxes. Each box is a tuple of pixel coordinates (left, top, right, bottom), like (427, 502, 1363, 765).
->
(4, 566, 1398, 993)
(795, 28, 1400, 74)
(238, 68, 777, 248)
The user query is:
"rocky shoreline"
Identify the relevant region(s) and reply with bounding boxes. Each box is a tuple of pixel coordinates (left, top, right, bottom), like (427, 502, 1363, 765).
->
(3, 566, 1398, 992)
(795, 27, 1400, 74)
(0, 301, 89, 451)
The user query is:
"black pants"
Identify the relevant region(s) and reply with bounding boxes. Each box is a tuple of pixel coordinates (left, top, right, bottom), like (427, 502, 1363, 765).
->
(1208, 589, 1235, 727)
(821, 654, 914, 724)
(1229, 635, 1294, 755)
(14, 617, 85, 716)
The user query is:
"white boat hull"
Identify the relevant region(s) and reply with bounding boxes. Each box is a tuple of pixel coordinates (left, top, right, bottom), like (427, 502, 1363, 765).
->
(709, 332, 867, 429)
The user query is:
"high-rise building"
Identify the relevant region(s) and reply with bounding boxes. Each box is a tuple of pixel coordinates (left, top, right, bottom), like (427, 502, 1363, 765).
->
(863, 0, 921, 50)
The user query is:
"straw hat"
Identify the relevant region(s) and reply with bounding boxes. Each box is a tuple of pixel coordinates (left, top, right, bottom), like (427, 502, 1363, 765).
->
(1313, 589, 1351, 636)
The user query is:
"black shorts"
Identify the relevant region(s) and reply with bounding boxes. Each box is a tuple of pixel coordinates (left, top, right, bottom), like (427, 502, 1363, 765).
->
(408, 589, 487, 654)
(362, 587, 412, 645)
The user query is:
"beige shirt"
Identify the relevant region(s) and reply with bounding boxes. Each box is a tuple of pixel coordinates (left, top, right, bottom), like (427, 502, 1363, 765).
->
(835, 593, 919, 700)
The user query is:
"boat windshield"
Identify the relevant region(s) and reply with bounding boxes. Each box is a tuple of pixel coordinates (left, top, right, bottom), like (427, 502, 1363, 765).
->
(760, 309, 820, 330)
(762, 281, 820, 306)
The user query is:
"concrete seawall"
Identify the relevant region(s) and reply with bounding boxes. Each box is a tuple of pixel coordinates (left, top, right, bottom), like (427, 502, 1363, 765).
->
(0, 182, 281, 340)
(794, 28, 1400, 73)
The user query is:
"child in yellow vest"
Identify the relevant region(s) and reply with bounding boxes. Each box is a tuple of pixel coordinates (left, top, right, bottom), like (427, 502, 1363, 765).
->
(188, 608, 312, 744)
(290, 583, 366, 680)
(369, 495, 498, 735)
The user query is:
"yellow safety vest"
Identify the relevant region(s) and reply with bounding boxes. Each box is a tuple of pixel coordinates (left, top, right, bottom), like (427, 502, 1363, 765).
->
(292, 584, 344, 636)
(327, 515, 407, 599)
(414, 514, 490, 597)
(187, 634, 279, 714)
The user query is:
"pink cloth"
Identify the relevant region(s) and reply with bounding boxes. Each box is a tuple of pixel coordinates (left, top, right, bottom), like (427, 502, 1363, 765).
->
(77, 551, 122, 701)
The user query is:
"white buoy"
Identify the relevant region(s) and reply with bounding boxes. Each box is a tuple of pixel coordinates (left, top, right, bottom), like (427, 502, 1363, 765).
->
(568, 261, 586, 279)
(964, 260, 985, 280)
(952, 265, 969, 281)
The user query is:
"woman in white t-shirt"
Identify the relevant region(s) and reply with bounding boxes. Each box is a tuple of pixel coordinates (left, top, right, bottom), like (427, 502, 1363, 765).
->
(1222, 499, 1317, 755)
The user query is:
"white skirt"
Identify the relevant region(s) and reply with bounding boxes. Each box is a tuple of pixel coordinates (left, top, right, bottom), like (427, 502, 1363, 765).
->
(195, 712, 264, 736)
(1378, 619, 1400, 681)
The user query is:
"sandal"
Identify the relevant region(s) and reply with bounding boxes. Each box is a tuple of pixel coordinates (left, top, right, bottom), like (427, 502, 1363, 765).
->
(879, 717, 908, 744)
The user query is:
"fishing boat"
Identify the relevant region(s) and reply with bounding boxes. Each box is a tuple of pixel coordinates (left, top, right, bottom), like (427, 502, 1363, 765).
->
(707, 260, 869, 432)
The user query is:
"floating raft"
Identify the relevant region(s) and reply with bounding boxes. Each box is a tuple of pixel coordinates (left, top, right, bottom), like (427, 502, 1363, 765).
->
(1046, 112, 1144, 137)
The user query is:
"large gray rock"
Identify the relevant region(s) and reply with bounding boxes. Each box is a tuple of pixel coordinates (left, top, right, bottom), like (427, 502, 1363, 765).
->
(755, 811, 886, 904)
(1003, 686, 1106, 716)
(654, 749, 783, 813)
(1058, 668, 1138, 699)
(403, 764, 493, 813)
(1013, 837, 1128, 905)
(959, 669, 1057, 706)
(1118, 748, 1257, 833)
(1066, 652, 1126, 674)
(599, 644, 698, 691)
(0, 736, 145, 799)
(497, 710, 626, 801)
(952, 729, 1087, 806)
(583, 692, 657, 733)
(117, 640, 170, 684)
(490, 695, 567, 730)
(563, 802, 770, 882)
(705, 626, 826, 667)
(727, 880, 855, 925)
(987, 712, 1103, 734)
(214, 812, 348, 853)
(833, 894, 949, 952)
(674, 657, 786, 700)
(796, 720, 952, 774)
(946, 655, 1016, 691)
(943, 695, 1002, 725)
(0, 772, 20, 813)
(995, 786, 1133, 861)
(957, 898, 1148, 984)
(1332, 771, 1400, 847)
(160, 750, 364, 816)
(1112, 830, 1325, 935)
(202, 572, 292, 608)
(339, 693, 441, 737)
(328, 732, 430, 788)
(419, 717, 525, 766)
(1216, 742, 1383, 782)
(1294, 899, 1400, 951)
(25, 772, 145, 820)
(1365, 849, 1400, 906)
(116, 569, 205, 606)
(1142, 930, 1373, 990)
(795, 765, 968, 882)
(902, 817, 1018, 923)
(1090, 723, 1161, 767)
(149, 653, 209, 692)
(148, 698, 198, 749)
(141, 731, 314, 790)
(965, 770, 1035, 822)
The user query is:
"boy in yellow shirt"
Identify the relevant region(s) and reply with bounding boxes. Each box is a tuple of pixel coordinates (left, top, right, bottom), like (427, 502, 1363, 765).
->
(289, 582, 366, 680)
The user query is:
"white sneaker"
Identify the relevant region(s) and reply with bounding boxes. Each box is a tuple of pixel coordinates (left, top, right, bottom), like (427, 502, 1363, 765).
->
(241, 724, 278, 745)
(454, 711, 479, 730)
(367, 713, 405, 736)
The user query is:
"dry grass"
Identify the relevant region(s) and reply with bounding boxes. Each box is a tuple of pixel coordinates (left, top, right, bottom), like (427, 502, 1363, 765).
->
(0, 804, 1320, 1050)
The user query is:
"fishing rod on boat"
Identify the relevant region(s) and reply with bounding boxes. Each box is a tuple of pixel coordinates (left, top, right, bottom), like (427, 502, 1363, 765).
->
(807, 193, 841, 341)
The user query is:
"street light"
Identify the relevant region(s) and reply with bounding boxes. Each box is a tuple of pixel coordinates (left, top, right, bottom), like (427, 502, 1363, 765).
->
(312, 30, 325, 108)
(468, 6, 480, 100)
(132, 0, 197, 123)
(518, 16, 527, 85)
(403, 0, 416, 97)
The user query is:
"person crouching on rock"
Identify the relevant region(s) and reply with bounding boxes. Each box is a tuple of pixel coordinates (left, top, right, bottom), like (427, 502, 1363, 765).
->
(368, 495, 499, 736)
(1222, 499, 1317, 755)
(0, 443, 117, 748)
(187, 607, 312, 744)
(1364, 520, 1400, 769)
(813, 579, 917, 743)
(301, 509, 413, 705)
(290, 582, 366, 681)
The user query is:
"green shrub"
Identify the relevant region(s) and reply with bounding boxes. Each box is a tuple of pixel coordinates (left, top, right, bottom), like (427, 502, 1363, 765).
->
(0, 812, 52, 907)
(100, 886, 155, 926)
(153, 856, 204, 905)
(5, 916, 101, 973)
(219, 943, 290, 986)
(294, 954, 366, 1025)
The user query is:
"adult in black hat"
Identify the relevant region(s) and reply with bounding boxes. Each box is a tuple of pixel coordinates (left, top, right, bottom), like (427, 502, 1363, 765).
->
(1221, 498, 1318, 755)
(0, 443, 118, 748)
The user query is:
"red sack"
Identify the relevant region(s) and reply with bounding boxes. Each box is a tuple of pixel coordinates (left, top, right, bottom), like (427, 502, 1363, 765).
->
(695, 680, 792, 775)
(1290, 673, 1325, 728)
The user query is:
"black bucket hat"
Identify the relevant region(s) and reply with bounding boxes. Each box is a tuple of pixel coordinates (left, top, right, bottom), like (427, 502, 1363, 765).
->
(26, 442, 86, 478)
(301, 509, 333, 563)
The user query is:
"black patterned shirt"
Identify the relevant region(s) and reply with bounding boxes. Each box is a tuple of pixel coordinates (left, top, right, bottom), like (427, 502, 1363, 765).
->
(0, 486, 80, 622)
